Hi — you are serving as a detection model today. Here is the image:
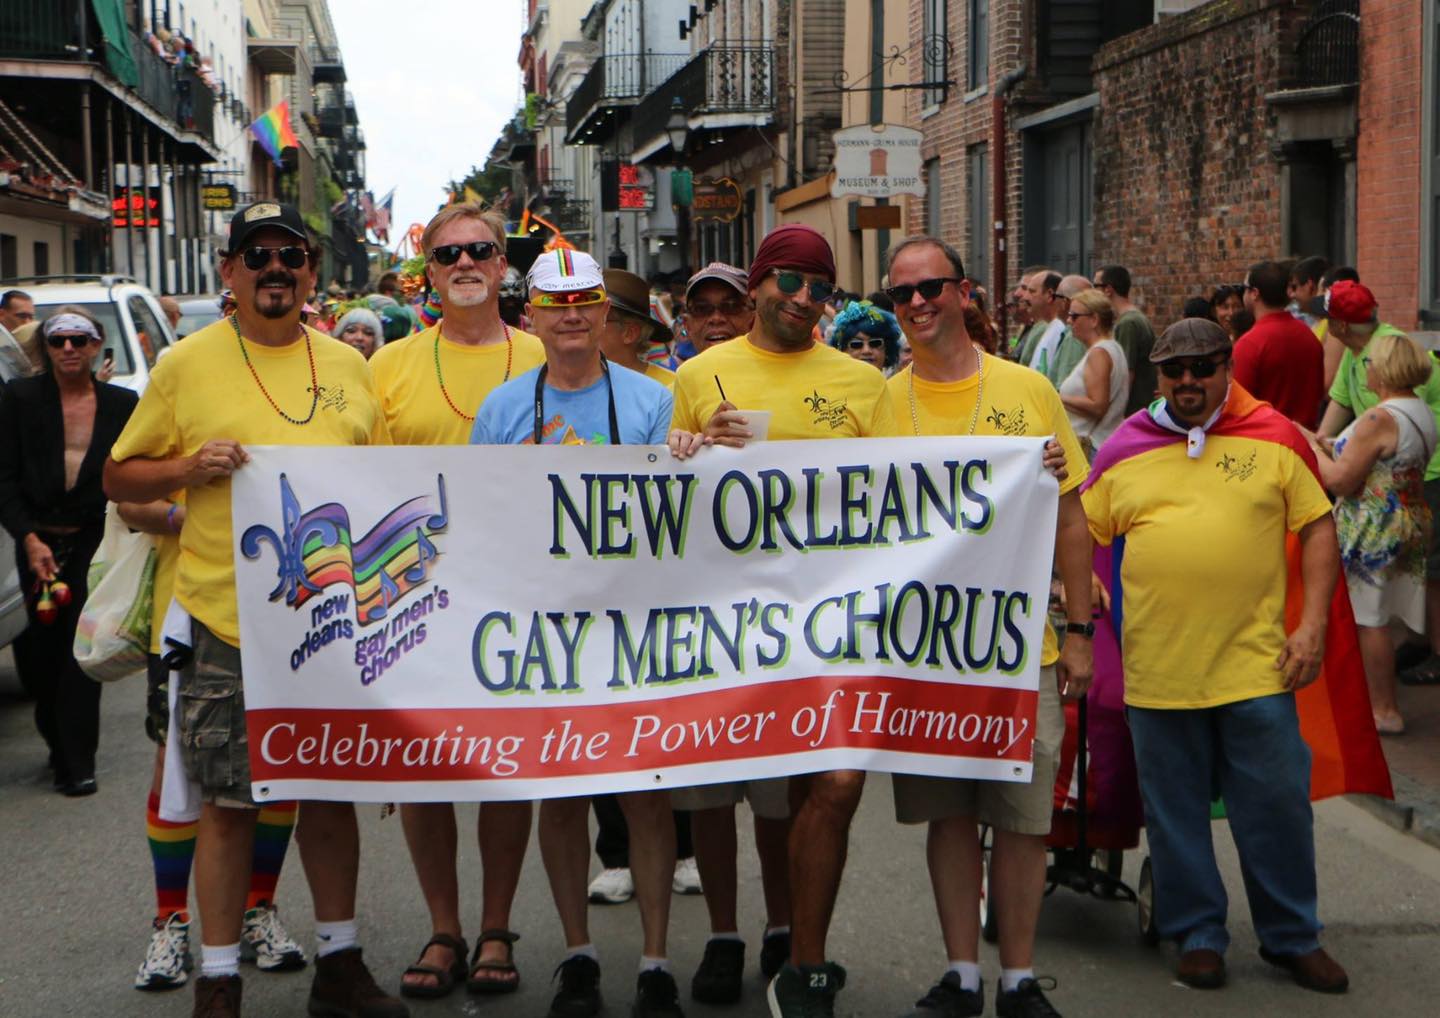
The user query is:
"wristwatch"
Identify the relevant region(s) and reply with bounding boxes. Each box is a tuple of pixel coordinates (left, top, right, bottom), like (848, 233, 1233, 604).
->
(1065, 621, 1095, 639)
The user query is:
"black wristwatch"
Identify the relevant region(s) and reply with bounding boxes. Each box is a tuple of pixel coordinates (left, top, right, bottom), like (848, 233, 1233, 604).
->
(1065, 621, 1095, 639)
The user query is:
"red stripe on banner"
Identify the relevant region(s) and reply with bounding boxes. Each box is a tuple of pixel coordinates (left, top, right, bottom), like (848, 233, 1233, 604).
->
(247, 675, 1037, 784)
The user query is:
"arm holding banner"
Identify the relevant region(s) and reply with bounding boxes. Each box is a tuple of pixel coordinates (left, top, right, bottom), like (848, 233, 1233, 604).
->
(105, 439, 249, 503)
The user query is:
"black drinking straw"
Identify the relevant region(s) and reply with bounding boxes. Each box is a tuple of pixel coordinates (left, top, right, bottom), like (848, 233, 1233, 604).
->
(714, 375, 728, 402)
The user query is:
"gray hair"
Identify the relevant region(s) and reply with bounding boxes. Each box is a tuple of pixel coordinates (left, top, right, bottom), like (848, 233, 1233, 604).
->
(332, 307, 384, 349)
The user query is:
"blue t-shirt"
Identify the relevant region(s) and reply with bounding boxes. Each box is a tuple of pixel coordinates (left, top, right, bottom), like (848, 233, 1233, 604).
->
(471, 363, 673, 445)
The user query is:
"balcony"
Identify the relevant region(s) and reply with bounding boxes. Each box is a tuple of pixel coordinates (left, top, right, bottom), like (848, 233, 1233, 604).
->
(312, 43, 346, 84)
(566, 52, 688, 144)
(316, 104, 345, 138)
(344, 95, 359, 125)
(539, 172, 574, 196)
(632, 47, 776, 158)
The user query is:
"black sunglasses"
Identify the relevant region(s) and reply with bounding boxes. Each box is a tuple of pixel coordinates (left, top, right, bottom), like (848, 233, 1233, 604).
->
(45, 333, 98, 349)
(771, 269, 836, 303)
(242, 245, 309, 271)
(884, 277, 962, 304)
(431, 241, 498, 266)
(1158, 355, 1227, 380)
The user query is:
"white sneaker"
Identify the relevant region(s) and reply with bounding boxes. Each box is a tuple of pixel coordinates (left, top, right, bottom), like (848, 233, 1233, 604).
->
(672, 856, 703, 895)
(240, 902, 307, 971)
(134, 912, 191, 990)
(588, 866, 635, 903)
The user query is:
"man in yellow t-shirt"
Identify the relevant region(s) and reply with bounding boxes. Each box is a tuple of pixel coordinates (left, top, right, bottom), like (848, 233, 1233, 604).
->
(671, 224, 894, 1016)
(1081, 318, 1347, 994)
(600, 268, 675, 389)
(883, 236, 1093, 1018)
(104, 202, 403, 1018)
(368, 202, 537, 998)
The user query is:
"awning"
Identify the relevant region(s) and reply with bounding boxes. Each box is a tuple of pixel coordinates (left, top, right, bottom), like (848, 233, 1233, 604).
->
(89, 0, 137, 87)
(248, 37, 299, 76)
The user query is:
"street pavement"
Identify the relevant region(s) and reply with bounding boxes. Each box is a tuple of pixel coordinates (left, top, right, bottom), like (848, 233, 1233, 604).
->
(3, 651, 1440, 1018)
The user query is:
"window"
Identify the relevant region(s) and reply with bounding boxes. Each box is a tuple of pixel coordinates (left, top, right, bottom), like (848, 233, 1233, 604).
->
(922, 0, 949, 108)
(32, 241, 49, 276)
(968, 0, 988, 90)
(925, 159, 942, 237)
(967, 145, 989, 288)
(0, 234, 15, 279)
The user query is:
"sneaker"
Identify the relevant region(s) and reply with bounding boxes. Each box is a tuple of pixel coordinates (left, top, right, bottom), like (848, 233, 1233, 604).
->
(672, 856, 703, 895)
(759, 929, 790, 980)
(691, 938, 744, 1003)
(548, 954, 602, 1017)
(588, 867, 635, 904)
(136, 912, 193, 990)
(191, 974, 242, 1017)
(902, 972, 983, 1017)
(241, 902, 307, 972)
(766, 962, 845, 1018)
(307, 947, 408, 1018)
(995, 977, 1062, 1018)
(634, 968, 685, 1017)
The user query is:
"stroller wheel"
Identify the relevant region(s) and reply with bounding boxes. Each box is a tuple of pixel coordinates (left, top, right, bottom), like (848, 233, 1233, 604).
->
(1137, 855, 1159, 945)
(980, 824, 999, 944)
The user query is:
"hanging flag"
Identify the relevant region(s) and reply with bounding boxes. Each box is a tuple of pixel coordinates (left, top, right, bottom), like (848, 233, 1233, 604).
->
(373, 187, 394, 243)
(249, 101, 300, 166)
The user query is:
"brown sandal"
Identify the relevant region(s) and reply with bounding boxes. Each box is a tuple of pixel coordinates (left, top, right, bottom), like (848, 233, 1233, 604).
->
(399, 932, 468, 999)
(466, 928, 521, 995)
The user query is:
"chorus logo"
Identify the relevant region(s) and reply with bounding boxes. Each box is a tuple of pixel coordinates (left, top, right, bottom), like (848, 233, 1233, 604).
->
(241, 473, 450, 627)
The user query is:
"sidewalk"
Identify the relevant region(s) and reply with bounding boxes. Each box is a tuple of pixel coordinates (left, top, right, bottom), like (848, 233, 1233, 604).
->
(1355, 677, 1440, 848)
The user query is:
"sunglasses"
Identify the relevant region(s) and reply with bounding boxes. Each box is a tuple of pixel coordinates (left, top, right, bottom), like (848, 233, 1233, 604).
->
(847, 337, 885, 350)
(430, 241, 498, 266)
(771, 269, 836, 303)
(1066, 311, 1093, 322)
(242, 245, 309, 271)
(686, 299, 749, 318)
(45, 333, 99, 349)
(1158, 355, 1227, 380)
(883, 277, 962, 304)
(531, 288, 606, 308)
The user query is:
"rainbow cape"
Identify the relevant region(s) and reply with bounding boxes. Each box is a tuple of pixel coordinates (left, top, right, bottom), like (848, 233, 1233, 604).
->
(250, 101, 300, 166)
(1081, 384, 1393, 801)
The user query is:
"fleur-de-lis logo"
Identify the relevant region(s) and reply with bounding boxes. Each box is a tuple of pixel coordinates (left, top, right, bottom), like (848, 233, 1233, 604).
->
(986, 408, 1009, 430)
(239, 473, 341, 603)
(803, 390, 828, 412)
(1216, 450, 1257, 482)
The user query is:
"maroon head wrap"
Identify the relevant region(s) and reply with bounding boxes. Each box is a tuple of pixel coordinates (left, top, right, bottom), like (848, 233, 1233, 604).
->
(747, 223, 837, 290)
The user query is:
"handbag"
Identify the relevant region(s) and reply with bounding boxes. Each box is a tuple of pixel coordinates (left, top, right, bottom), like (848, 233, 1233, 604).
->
(73, 505, 157, 682)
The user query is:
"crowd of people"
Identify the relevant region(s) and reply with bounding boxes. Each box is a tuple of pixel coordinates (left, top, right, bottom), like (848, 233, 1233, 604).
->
(3, 196, 1425, 1018)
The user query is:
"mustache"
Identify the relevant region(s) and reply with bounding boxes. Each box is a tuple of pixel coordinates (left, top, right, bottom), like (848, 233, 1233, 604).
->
(257, 271, 296, 288)
(1174, 386, 1205, 397)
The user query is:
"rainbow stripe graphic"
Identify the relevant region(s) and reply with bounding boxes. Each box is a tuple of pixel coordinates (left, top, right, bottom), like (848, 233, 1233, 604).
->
(552, 248, 575, 275)
(241, 473, 448, 627)
(250, 101, 301, 166)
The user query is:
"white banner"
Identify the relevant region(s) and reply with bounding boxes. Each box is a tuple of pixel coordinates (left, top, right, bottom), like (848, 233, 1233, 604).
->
(231, 438, 1058, 802)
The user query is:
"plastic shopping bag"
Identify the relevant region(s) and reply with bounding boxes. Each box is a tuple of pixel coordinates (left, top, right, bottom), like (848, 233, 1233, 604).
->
(73, 505, 156, 682)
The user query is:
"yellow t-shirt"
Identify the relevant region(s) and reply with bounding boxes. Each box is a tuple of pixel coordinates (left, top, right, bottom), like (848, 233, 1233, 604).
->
(644, 362, 676, 390)
(369, 323, 545, 445)
(887, 355, 1088, 667)
(671, 335, 896, 438)
(1081, 428, 1332, 708)
(111, 318, 389, 647)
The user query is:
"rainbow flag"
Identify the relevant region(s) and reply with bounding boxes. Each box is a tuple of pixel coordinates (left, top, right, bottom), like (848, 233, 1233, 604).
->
(1082, 385, 1393, 802)
(250, 101, 300, 166)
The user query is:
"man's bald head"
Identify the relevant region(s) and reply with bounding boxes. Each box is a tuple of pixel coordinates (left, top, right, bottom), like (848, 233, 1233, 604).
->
(1057, 274, 1091, 300)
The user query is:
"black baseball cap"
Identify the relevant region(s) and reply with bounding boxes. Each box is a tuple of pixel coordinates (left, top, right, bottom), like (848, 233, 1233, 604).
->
(226, 201, 308, 254)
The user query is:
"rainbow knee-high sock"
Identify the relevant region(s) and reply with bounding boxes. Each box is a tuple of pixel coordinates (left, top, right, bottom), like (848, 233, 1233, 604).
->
(246, 801, 298, 910)
(146, 790, 197, 922)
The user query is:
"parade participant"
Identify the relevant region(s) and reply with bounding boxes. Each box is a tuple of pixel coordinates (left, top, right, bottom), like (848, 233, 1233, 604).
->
(679, 263, 753, 360)
(472, 248, 703, 1018)
(104, 201, 403, 1018)
(0, 305, 137, 796)
(331, 306, 384, 360)
(1018, 272, 1063, 376)
(1234, 261, 1325, 427)
(829, 300, 900, 374)
(1288, 255, 1330, 330)
(1042, 275, 1091, 387)
(367, 201, 544, 998)
(0, 288, 35, 332)
(1304, 331, 1436, 735)
(1008, 269, 1046, 360)
(1211, 284, 1245, 340)
(670, 223, 897, 1017)
(1057, 288, 1129, 457)
(1082, 318, 1348, 995)
(884, 236, 1092, 1018)
(1093, 265, 1157, 415)
(600, 268, 676, 388)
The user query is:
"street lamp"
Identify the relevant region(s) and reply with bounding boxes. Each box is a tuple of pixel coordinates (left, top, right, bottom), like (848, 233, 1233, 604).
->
(666, 97, 692, 272)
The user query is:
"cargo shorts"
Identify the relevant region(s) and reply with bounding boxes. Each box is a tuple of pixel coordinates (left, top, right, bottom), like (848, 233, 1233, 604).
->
(670, 777, 791, 820)
(177, 620, 256, 808)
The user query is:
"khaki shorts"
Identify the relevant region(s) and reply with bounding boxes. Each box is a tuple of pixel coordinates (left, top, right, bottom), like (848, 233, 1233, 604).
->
(891, 666, 1064, 835)
(670, 777, 791, 820)
(177, 621, 257, 809)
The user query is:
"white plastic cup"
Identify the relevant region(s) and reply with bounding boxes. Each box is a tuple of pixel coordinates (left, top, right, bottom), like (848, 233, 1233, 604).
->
(737, 409, 771, 441)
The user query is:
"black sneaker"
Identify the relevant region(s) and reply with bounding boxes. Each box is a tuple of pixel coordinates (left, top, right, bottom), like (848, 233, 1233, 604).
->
(691, 938, 744, 1003)
(902, 972, 983, 1017)
(759, 929, 790, 979)
(995, 977, 1062, 1018)
(634, 968, 685, 1017)
(548, 955, 602, 1018)
(766, 962, 845, 1018)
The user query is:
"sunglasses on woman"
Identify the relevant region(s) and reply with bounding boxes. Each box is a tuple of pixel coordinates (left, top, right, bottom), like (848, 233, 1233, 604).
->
(242, 246, 309, 271)
(430, 241, 498, 266)
(45, 333, 99, 349)
(771, 269, 836, 303)
(847, 337, 885, 350)
(1158, 355, 1227, 380)
(883, 277, 962, 304)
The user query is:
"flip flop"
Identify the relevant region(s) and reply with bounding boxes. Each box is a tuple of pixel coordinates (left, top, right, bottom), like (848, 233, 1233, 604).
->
(399, 932, 468, 999)
(467, 928, 520, 995)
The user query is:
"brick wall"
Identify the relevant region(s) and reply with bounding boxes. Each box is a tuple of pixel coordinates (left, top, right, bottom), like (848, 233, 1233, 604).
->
(1090, 0, 1307, 326)
(1357, 0, 1422, 331)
